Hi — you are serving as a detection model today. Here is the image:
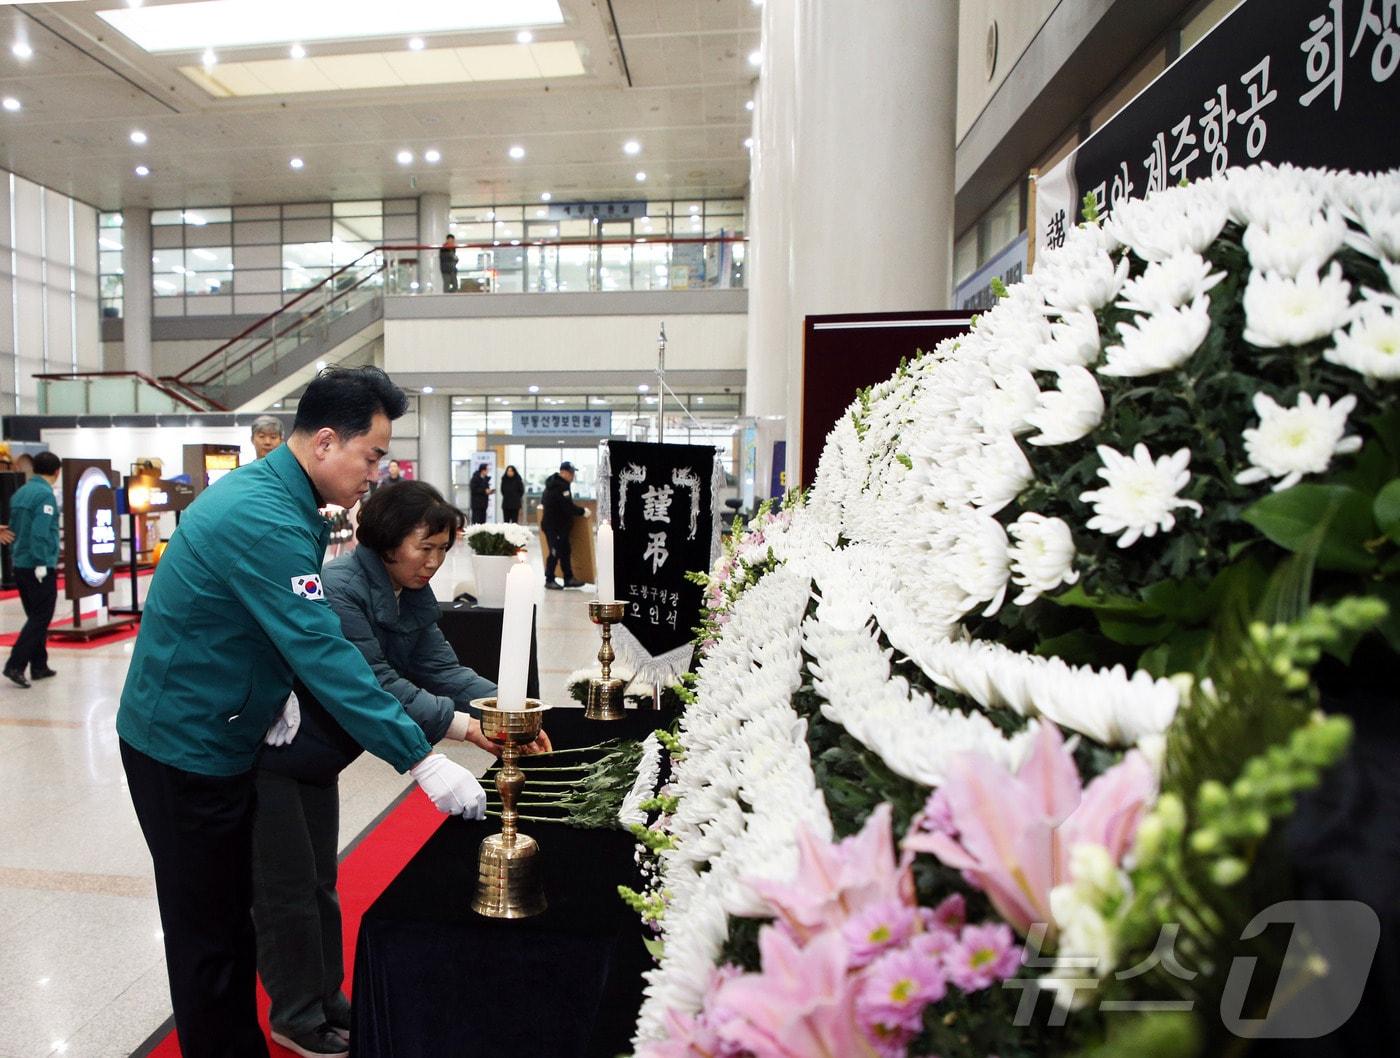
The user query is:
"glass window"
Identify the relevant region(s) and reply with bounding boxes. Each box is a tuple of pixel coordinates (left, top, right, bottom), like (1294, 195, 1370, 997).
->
(187, 271, 232, 296)
(151, 209, 185, 226)
(187, 246, 233, 271)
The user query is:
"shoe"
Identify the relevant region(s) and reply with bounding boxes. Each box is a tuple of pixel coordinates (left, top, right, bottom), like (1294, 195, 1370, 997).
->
(270, 1025, 349, 1058)
(31, 667, 57, 680)
(563, 579, 585, 588)
(3, 667, 29, 688)
(544, 580, 563, 590)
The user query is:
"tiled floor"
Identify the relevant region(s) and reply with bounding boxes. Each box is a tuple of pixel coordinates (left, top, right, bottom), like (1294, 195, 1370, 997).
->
(0, 539, 599, 1058)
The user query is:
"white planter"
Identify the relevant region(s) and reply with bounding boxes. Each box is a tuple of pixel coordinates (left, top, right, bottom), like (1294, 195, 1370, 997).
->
(470, 553, 517, 608)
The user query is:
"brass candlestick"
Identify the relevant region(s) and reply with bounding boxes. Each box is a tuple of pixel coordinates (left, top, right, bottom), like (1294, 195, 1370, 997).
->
(470, 697, 551, 919)
(586, 600, 627, 721)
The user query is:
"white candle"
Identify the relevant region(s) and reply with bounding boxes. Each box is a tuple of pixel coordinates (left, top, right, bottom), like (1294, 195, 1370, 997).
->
(496, 559, 534, 710)
(596, 522, 615, 602)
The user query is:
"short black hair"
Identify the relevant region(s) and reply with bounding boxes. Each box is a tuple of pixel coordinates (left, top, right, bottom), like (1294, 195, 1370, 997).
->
(356, 480, 464, 556)
(33, 451, 61, 476)
(292, 366, 408, 439)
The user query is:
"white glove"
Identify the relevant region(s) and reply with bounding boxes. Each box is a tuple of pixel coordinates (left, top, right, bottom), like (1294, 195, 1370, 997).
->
(264, 692, 301, 746)
(411, 753, 487, 819)
(35, 566, 48, 581)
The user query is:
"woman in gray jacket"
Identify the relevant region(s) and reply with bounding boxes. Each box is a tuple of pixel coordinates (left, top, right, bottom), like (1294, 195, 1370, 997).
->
(251, 481, 547, 1058)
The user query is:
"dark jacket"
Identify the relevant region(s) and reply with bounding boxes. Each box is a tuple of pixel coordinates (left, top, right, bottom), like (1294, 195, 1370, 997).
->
(469, 473, 491, 510)
(541, 472, 584, 531)
(500, 472, 525, 509)
(439, 243, 458, 273)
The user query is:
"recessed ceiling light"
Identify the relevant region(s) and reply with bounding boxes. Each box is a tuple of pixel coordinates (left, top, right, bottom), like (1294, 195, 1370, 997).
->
(135, 165, 150, 176)
(516, 30, 533, 44)
(422, 386, 434, 394)
(528, 384, 540, 393)
(202, 47, 217, 67)
(748, 49, 762, 67)
(396, 149, 413, 165)
(635, 171, 647, 182)
(746, 99, 755, 111)
(289, 42, 306, 59)
(623, 139, 641, 155)
(689, 204, 700, 214)
(11, 41, 32, 60)
(130, 129, 148, 144)
(289, 156, 304, 169)
(2, 97, 21, 112)
(424, 148, 441, 163)
(540, 191, 552, 202)
(535, 208, 546, 217)
(508, 145, 525, 160)
(637, 383, 650, 393)
(407, 36, 425, 51)
(697, 396, 705, 403)
(744, 137, 754, 148)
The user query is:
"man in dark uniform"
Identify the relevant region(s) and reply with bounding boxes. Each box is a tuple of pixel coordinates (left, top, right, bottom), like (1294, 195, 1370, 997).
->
(439, 234, 458, 293)
(116, 367, 486, 1058)
(3, 450, 61, 687)
(541, 460, 586, 589)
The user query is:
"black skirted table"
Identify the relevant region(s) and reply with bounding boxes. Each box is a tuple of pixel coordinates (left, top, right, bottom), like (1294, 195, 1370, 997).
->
(350, 707, 675, 1058)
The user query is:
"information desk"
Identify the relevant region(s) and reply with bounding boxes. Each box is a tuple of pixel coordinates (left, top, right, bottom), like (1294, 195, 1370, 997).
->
(351, 706, 674, 1058)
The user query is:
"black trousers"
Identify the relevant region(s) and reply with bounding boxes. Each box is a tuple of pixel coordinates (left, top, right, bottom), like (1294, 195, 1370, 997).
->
(120, 739, 270, 1058)
(544, 525, 574, 582)
(469, 501, 488, 524)
(502, 506, 521, 524)
(441, 267, 458, 293)
(251, 771, 350, 1036)
(6, 566, 57, 673)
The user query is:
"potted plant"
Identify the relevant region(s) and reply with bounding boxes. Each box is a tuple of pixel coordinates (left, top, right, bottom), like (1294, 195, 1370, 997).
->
(462, 523, 533, 607)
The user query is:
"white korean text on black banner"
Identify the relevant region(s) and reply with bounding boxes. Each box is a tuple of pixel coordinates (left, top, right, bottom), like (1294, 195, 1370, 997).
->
(604, 440, 718, 684)
(1037, 0, 1399, 256)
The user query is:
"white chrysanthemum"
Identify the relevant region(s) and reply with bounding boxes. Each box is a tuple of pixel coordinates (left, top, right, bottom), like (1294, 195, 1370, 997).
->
(1038, 231, 1131, 312)
(947, 513, 1012, 616)
(1007, 513, 1079, 605)
(1243, 210, 1347, 278)
(1031, 309, 1101, 371)
(1343, 173, 1400, 262)
(1099, 296, 1211, 376)
(1242, 262, 1354, 348)
(1236, 392, 1362, 491)
(1026, 365, 1105, 446)
(1080, 443, 1202, 548)
(1107, 184, 1229, 261)
(1326, 294, 1400, 380)
(1117, 252, 1225, 314)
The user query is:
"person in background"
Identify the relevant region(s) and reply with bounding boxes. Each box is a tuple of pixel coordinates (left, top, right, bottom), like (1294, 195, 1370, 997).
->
(3, 450, 62, 688)
(468, 464, 493, 524)
(251, 415, 285, 460)
(439, 234, 458, 293)
(116, 367, 487, 1058)
(541, 460, 586, 590)
(500, 464, 524, 524)
(385, 459, 403, 484)
(253, 480, 546, 1058)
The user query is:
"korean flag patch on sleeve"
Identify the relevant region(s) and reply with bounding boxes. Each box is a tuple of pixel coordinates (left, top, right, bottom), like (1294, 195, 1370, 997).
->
(291, 574, 325, 600)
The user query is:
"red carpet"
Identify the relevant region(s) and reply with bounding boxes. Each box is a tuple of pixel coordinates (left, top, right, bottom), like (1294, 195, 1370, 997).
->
(0, 613, 140, 649)
(141, 786, 446, 1057)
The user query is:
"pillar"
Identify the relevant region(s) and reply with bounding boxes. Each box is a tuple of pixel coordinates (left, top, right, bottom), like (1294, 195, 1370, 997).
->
(417, 391, 451, 498)
(417, 193, 451, 294)
(121, 206, 153, 376)
(779, 0, 958, 485)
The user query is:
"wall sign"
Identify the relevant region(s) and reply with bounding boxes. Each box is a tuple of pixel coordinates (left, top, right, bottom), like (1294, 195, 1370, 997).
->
(511, 410, 612, 437)
(546, 200, 649, 221)
(1037, 0, 1400, 256)
(62, 458, 119, 600)
(955, 232, 1028, 312)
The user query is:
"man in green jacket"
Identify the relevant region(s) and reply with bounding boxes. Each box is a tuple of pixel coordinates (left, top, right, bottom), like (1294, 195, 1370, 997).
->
(117, 367, 486, 1058)
(4, 450, 62, 688)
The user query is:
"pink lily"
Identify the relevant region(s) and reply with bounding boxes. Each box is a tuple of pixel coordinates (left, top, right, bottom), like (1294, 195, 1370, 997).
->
(902, 722, 1154, 938)
(750, 804, 913, 943)
(712, 927, 881, 1058)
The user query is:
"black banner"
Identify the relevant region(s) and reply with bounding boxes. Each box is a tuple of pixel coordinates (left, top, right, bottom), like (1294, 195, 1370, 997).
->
(1038, 0, 1400, 251)
(606, 440, 715, 663)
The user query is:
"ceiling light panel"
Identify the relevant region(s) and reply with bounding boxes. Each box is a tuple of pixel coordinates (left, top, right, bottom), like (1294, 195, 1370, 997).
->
(179, 40, 583, 96)
(97, 0, 565, 53)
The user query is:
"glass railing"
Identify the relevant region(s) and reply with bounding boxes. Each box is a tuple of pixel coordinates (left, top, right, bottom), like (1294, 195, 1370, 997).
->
(36, 372, 206, 415)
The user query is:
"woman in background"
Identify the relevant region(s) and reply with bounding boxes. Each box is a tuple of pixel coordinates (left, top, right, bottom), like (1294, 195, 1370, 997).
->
(469, 464, 492, 524)
(500, 464, 524, 524)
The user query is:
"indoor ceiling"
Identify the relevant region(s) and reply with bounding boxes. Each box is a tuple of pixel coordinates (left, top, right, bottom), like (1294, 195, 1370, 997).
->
(0, 0, 760, 212)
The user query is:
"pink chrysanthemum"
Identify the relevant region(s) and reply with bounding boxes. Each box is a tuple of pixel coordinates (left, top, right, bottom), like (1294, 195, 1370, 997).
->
(945, 922, 1022, 992)
(842, 898, 918, 968)
(857, 945, 948, 1048)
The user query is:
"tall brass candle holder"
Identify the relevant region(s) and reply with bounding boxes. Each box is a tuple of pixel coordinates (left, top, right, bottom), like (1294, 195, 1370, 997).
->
(470, 697, 551, 919)
(586, 600, 627, 721)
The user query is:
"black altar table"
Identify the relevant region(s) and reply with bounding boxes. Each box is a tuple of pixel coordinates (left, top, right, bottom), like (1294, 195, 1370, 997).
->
(350, 706, 674, 1058)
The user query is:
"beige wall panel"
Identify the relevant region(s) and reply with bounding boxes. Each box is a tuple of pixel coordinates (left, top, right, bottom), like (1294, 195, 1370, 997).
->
(957, 0, 1061, 141)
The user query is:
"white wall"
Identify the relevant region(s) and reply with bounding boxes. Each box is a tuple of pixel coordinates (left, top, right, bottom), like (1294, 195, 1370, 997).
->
(39, 424, 262, 479)
(0, 169, 101, 414)
(384, 312, 746, 375)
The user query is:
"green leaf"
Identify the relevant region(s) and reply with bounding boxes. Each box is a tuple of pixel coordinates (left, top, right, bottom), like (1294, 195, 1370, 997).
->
(1242, 484, 1378, 573)
(643, 936, 666, 959)
(1374, 479, 1400, 544)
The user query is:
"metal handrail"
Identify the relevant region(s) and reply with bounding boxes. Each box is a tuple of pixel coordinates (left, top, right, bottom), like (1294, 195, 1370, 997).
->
(33, 370, 210, 412)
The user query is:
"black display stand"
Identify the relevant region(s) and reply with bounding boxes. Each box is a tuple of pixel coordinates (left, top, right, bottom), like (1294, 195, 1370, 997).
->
(0, 471, 24, 591)
(437, 600, 540, 698)
(351, 706, 674, 1058)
